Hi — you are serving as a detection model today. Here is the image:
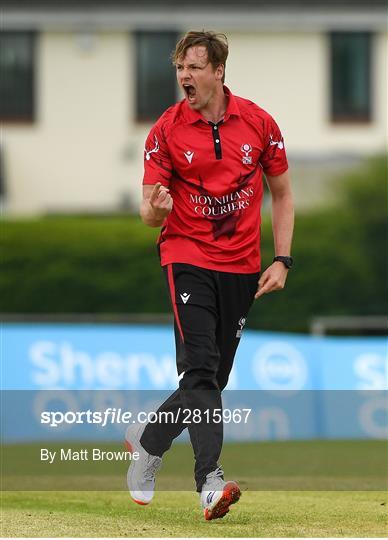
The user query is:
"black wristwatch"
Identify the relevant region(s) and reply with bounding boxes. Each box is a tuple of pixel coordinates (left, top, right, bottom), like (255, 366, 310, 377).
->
(273, 256, 294, 269)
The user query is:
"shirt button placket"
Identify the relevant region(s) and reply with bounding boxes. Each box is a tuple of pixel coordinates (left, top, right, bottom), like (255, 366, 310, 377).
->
(210, 122, 222, 160)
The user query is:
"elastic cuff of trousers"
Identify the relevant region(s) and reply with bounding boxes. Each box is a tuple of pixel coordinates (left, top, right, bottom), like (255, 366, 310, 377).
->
(196, 475, 207, 493)
(139, 435, 164, 458)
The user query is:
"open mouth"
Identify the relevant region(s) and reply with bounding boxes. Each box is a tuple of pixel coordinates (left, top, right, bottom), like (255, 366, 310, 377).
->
(183, 84, 196, 103)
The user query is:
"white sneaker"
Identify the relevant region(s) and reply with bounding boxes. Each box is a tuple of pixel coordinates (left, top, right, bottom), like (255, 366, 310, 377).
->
(125, 423, 162, 505)
(200, 466, 241, 520)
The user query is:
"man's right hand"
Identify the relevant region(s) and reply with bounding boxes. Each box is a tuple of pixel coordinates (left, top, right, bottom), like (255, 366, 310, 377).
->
(149, 182, 173, 219)
(140, 182, 173, 227)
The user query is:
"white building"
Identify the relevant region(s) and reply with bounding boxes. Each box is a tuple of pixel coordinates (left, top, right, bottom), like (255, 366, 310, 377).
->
(1, 0, 387, 215)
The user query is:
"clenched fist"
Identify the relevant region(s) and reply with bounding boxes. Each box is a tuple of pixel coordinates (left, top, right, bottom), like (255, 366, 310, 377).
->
(149, 181, 173, 220)
(140, 182, 173, 227)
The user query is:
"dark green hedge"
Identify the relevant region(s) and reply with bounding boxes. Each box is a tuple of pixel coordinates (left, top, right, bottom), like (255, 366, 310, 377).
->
(1, 156, 386, 332)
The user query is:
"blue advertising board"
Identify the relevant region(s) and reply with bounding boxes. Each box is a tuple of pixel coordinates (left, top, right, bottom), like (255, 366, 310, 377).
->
(2, 323, 387, 442)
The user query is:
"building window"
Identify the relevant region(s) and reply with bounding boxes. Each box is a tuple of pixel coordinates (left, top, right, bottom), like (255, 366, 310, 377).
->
(135, 31, 178, 122)
(330, 32, 372, 122)
(0, 32, 35, 121)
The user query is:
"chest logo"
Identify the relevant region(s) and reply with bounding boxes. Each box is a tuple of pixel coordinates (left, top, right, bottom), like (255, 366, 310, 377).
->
(240, 143, 252, 165)
(144, 135, 159, 161)
(184, 150, 194, 164)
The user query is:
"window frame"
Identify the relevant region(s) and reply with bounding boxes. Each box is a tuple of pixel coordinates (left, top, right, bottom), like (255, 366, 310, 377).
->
(0, 30, 36, 124)
(329, 31, 373, 124)
(134, 30, 178, 123)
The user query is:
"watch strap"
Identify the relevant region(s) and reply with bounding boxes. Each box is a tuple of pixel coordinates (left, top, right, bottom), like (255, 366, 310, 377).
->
(273, 256, 293, 269)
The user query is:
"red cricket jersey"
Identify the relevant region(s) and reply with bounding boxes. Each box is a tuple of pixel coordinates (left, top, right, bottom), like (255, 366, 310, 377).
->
(143, 86, 288, 273)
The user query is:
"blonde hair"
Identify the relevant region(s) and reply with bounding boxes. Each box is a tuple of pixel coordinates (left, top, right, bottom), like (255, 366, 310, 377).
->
(172, 30, 229, 83)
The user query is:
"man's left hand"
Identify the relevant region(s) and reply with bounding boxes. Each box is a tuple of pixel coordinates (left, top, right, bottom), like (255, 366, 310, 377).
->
(254, 262, 289, 299)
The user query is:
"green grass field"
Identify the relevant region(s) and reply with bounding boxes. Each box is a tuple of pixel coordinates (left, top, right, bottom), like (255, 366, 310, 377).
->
(2, 490, 387, 537)
(2, 441, 387, 537)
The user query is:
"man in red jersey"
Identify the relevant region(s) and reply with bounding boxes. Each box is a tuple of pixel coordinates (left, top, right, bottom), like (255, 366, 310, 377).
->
(125, 30, 294, 520)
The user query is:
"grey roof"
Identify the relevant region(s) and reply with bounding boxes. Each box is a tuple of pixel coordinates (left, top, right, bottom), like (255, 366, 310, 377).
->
(2, 0, 386, 32)
(2, 0, 387, 6)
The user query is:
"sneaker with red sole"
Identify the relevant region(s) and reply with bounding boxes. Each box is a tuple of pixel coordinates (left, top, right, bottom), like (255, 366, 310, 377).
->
(200, 466, 241, 520)
(125, 423, 162, 505)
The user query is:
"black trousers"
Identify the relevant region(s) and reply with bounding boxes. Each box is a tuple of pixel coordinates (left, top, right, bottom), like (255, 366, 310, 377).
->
(140, 263, 259, 491)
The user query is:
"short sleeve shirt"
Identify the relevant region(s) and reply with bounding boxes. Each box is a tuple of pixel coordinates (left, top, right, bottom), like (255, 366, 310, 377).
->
(143, 86, 288, 273)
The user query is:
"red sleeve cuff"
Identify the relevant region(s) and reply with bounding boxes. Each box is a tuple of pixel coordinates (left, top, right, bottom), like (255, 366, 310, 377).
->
(263, 164, 289, 177)
(143, 176, 170, 186)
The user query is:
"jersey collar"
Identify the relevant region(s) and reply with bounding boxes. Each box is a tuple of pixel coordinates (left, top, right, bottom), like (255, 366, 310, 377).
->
(183, 85, 241, 124)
